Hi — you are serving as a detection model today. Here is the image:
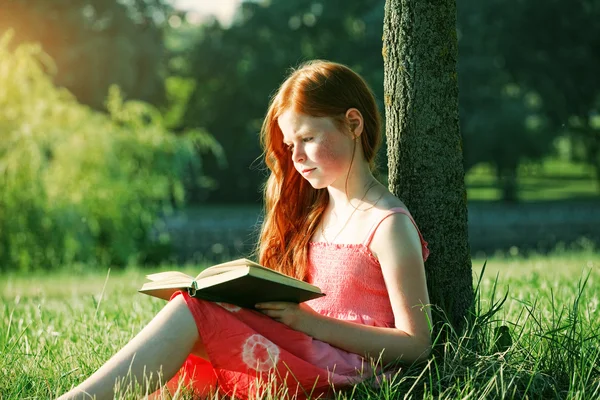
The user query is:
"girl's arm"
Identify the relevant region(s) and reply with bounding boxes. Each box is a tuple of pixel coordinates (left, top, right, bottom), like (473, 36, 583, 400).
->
(257, 213, 432, 365)
(297, 308, 430, 365)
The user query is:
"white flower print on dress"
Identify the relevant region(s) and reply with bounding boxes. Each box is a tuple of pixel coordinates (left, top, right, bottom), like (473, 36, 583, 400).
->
(242, 334, 280, 372)
(216, 302, 242, 312)
(346, 310, 358, 321)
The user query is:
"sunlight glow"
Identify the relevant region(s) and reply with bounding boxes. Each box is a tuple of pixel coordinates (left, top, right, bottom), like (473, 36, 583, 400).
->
(172, 0, 242, 26)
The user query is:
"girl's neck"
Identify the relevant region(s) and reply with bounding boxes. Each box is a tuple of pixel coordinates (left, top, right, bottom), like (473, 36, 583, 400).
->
(326, 162, 380, 212)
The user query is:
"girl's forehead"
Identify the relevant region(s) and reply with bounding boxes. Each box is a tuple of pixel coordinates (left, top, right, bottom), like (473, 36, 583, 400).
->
(278, 110, 336, 139)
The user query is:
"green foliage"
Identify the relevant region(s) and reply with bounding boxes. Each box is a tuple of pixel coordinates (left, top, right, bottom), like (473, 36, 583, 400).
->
(0, 33, 217, 271)
(463, 0, 600, 194)
(0, 0, 172, 110)
(457, 0, 557, 202)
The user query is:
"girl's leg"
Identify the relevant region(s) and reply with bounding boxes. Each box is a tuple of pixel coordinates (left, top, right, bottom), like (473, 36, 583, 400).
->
(58, 295, 203, 400)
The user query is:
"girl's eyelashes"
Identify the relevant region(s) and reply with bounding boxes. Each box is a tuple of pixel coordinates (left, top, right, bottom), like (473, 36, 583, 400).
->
(284, 137, 312, 152)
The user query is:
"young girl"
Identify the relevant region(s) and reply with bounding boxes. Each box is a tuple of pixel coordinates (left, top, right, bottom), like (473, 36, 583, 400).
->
(58, 60, 432, 400)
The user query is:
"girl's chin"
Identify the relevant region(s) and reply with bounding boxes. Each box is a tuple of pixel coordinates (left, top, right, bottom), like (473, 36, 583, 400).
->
(304, 178, 330, 190)
(299, 171, 335, 189)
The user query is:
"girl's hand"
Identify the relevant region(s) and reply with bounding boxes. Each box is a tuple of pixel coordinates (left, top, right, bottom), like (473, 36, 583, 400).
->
(255, 302, 320, 333)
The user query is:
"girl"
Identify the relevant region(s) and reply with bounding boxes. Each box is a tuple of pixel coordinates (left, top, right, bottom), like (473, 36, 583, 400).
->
(58, 60, 432, 400)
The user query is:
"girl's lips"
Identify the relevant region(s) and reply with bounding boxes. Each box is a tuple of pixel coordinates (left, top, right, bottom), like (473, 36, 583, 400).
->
(301, 168, 316, 175)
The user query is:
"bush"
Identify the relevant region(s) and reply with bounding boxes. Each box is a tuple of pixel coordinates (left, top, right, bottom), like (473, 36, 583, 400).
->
(0, 32, 220, 271)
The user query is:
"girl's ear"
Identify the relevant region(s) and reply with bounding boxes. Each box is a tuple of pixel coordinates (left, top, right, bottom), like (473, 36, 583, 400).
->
(345, 108, 364, 139)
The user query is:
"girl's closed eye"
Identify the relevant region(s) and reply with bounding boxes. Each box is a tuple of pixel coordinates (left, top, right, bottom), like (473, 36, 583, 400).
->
(285, 137, 312, 152)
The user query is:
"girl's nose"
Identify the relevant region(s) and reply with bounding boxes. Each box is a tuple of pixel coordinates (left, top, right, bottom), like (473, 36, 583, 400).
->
(292, 146, 306, 163)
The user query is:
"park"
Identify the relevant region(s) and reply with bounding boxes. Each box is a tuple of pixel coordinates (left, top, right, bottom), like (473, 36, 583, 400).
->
(1, 0, 599, 399)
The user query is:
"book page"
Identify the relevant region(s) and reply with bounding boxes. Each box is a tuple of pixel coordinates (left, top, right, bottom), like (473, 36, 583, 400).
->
(145, 271, 194, 283)
(196, 258, 264, 279)
(196, 259, 298, 282)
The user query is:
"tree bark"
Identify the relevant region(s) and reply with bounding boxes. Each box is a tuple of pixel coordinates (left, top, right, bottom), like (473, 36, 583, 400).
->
(383, 0, 473, 332)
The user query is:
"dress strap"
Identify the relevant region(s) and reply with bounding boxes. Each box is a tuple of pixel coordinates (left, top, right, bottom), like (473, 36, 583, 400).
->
(362, 207, 430, 261)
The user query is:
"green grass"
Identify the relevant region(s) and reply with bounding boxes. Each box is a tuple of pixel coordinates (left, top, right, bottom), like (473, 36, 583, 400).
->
(465, 158, 598, 201)
(1, 251, 600, 399)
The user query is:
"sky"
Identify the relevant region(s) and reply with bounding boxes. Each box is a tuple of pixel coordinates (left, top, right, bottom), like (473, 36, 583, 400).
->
(172, 0, 242, 25)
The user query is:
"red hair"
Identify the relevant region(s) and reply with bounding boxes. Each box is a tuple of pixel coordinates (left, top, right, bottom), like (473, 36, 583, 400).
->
(258, 60, 382, 280)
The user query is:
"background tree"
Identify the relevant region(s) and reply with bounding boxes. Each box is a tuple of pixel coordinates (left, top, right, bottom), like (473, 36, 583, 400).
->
(0, 35, 211, 271)
(493, 0, 600, 191)
(0, 0, 171, 110)
(383, 0, 473, 331)
(456, 0, 552, 202)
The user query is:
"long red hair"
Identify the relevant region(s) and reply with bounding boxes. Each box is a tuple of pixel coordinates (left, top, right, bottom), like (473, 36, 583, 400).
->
(258, 60, 382, 280)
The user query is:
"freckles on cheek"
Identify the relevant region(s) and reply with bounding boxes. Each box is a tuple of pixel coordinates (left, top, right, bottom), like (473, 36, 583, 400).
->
(317, 135, 344, 164)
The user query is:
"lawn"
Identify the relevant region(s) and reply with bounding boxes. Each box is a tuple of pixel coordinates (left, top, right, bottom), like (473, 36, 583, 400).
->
(1, 251, 599, 399)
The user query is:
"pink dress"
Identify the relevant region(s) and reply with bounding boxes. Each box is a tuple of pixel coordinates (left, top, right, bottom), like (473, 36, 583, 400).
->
(165, 207, 429, 399)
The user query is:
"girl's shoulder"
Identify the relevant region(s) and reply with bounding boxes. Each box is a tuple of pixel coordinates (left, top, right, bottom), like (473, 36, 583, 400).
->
(366, 194, 429, 262)
(359, 194, 410, 241)
(371, 191, 410, 215)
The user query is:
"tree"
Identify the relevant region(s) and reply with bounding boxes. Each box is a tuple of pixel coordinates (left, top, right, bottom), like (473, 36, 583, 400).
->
(457, 0, 552, 202)
(382, 0, 473, 331)
(0, 37, 206, 271)
(493, 0, 600, 192)
(0, 0, 171, 110)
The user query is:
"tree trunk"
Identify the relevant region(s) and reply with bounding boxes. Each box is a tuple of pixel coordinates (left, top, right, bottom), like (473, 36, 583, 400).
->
(496, 164, 519, 203)
(587, 129, 600, 193)
(383, 0, 473, 332)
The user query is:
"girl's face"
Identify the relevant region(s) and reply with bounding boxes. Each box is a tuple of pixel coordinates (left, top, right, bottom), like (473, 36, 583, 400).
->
(277, 109, 355, 189)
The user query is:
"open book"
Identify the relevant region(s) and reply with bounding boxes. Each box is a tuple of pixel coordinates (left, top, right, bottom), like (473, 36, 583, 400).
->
(139, 258, 325, 309)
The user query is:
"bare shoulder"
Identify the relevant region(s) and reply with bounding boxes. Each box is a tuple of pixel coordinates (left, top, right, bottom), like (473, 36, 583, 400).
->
(371, 212, 422, 252)
(360, 184, 421, 253)
(372, 189, 409, 212)
(368, 196, 424, 263)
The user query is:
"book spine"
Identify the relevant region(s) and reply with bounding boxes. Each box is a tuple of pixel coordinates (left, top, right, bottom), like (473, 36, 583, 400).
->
(187, 280, 199, 297)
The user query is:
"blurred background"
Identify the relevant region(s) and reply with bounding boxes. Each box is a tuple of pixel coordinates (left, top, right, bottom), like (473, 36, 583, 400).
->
(1, 0, 598, 272)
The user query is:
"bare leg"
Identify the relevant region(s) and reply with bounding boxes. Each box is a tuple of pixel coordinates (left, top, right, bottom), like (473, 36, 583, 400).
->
(58, 295, 204, 400)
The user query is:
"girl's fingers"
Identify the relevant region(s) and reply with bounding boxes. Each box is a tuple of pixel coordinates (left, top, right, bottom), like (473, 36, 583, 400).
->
(258, 309, 283, 320)
(260, 310, 281, 318)
(260, 309, 276, 317)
